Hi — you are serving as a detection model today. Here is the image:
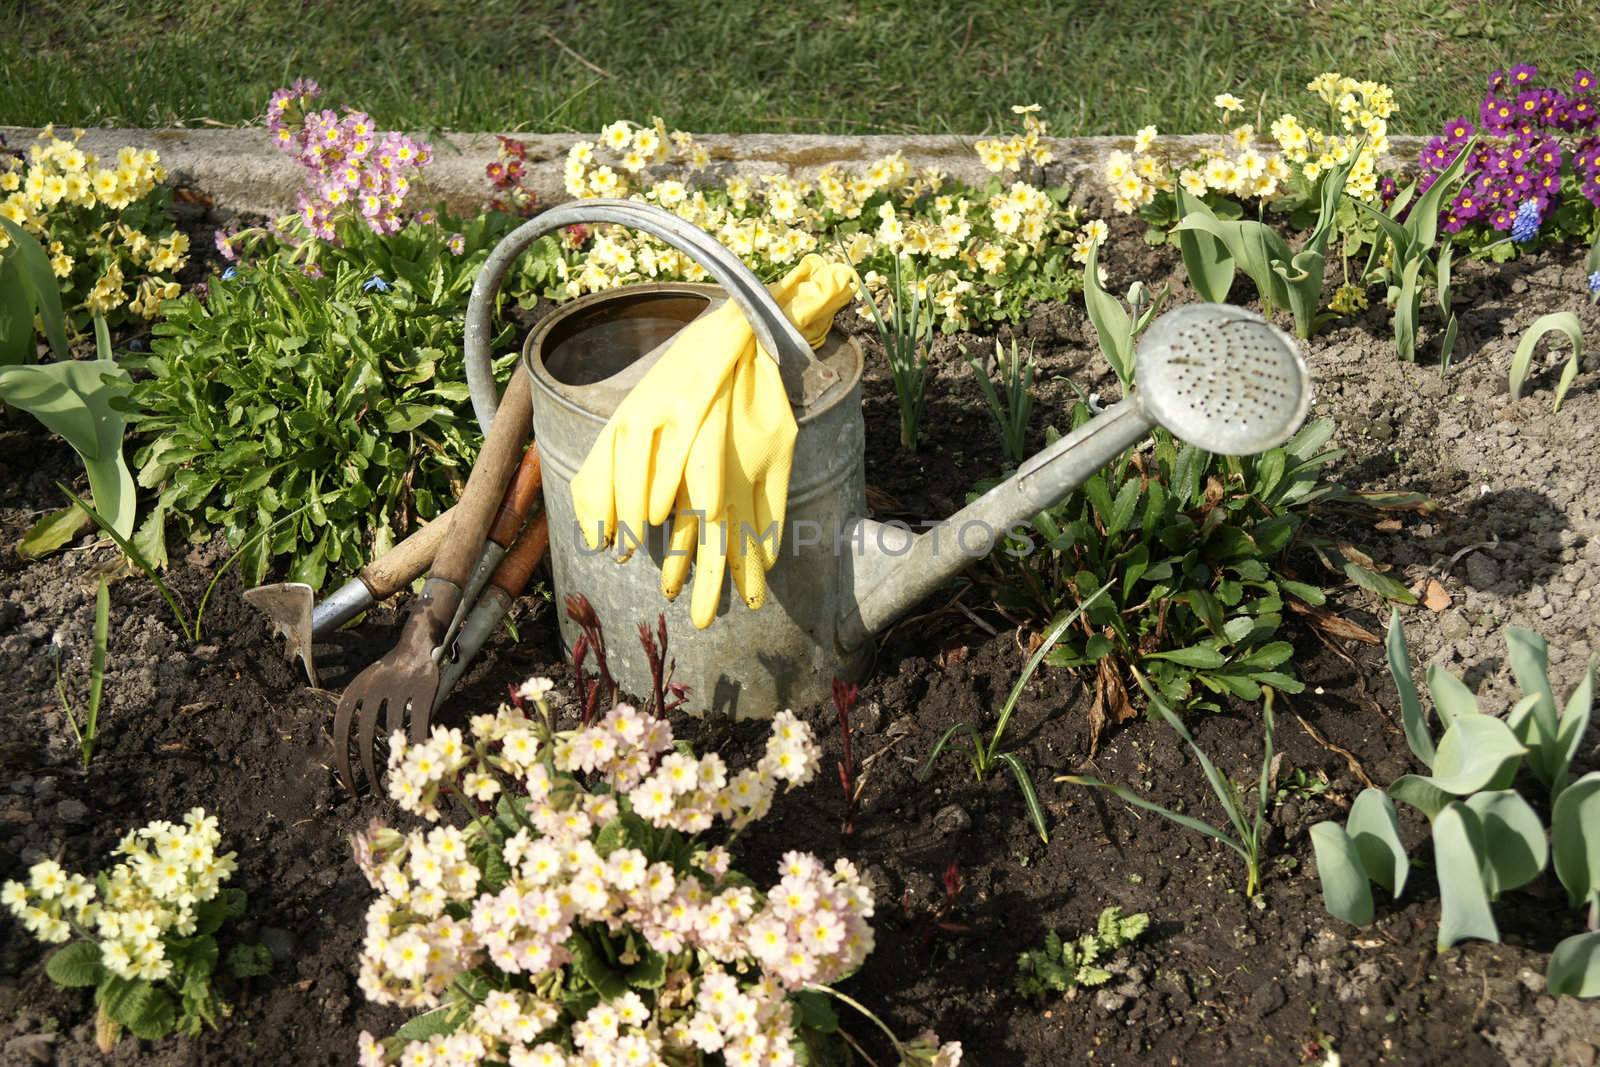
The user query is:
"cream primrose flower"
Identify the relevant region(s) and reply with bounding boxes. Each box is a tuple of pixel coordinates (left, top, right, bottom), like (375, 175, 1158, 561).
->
(549, 110, 1084, 318)
(4, 809, 236, 980)
(353, 679, 938, 1065)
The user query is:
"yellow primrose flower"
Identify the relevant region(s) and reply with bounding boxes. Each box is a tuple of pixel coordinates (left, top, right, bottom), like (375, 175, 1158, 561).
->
(1134, 125, 1158, 153)
(1214, 93, 1244, 113)
(1103, 150, 1133, 183)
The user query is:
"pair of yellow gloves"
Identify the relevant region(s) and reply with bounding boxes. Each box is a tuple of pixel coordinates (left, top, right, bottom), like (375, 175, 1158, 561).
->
(570, 254, 855, 628)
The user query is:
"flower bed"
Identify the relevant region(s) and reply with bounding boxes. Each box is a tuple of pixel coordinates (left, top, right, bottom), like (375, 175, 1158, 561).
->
(2, 70, 1600, 1066)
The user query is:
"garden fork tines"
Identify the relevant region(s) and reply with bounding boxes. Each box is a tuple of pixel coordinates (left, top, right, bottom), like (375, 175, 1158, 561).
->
(332, 369, 535, 794)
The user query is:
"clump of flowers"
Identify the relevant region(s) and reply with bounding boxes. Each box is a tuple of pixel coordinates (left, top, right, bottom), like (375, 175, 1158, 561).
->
(353, 677, 961, 1067)
(1419, 65, 1600, 248)
(0, 127, 186, 325)
(1105, 72, 1396, 215)
(521, 107, 1086, 329)
(486, 135, 539, 216)
(974, 103, 1057, 174)
(251, 79, 433, 244)
(2, 809, 271, 1051)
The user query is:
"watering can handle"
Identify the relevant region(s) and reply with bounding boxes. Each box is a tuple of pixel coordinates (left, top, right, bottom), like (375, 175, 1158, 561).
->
(463, 198, 827, 436)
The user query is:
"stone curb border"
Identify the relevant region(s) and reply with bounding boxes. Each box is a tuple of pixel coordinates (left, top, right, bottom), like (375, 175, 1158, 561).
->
(1, 127, 1429, 219)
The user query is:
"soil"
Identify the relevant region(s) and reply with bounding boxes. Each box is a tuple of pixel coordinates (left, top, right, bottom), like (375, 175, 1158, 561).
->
(3, 207, 1600, 1066)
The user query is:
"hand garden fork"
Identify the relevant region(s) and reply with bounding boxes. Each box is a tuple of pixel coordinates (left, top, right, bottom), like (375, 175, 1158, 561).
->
(332, 368, 535, 791)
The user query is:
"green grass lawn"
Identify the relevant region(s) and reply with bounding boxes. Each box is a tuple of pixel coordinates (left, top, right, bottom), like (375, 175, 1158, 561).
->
(2, 0, 1596, 137)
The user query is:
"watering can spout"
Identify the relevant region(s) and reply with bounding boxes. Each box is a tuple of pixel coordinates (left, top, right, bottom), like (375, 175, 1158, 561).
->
(837, 303, 1312, 651)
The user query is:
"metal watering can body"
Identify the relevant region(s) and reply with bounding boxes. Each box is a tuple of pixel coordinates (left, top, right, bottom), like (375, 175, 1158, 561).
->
(464, 200, 1313, 718)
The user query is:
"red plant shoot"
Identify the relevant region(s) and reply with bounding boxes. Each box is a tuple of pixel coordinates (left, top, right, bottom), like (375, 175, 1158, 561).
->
(832, 678, 861, 834)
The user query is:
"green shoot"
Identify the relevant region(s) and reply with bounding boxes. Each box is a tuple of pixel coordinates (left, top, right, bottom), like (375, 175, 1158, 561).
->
(57, 579, 110, 770)
(1015, 906, 1151, 1001)
(851, 253, 929, 451)
(1508, 312, 1583, 412)
(1060, 679, 1277, 897)
(918, 580, 1112, 843)
(968, 337, 1035, 467)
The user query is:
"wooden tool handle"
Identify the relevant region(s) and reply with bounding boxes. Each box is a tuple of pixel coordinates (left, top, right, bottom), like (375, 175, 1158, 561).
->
(431, 369, 534, 587)
(490, 511, 550, 599)
(487, 444, 544, 548)
(357, 505, 454, 600)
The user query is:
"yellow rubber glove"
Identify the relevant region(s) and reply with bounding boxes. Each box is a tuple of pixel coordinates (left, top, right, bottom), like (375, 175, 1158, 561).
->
(661, 346, 797, 627)
(575, 254, 854, 628)
(569, 305, 755, 556)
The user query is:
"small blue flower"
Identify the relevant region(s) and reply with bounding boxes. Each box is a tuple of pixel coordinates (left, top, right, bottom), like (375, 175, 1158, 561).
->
(221, 266, 238, 281)
(1510, 199, 1541, 244)
(1589, 270, 1600, 293)
(363, 275, 391, 293)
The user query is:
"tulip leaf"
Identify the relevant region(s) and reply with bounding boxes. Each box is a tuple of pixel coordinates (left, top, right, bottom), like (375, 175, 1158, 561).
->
(1385, 608, 1436, 767)
(1425, 663, 1479, 727)
(1547, 932, 1600, 998)
(1173, 187, 1235, 304)
(1552, 772, 1600, 910)
(1311, 821, 1375, 926)
(1427, 714, 1526, 795)
(1464, 790, 1547, 898)
(1348, 788, 1408, 898)
(1433, 802, 1499, 950)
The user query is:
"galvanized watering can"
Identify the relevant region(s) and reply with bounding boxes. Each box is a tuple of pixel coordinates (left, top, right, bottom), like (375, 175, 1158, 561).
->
(463, 200, 1312, 718)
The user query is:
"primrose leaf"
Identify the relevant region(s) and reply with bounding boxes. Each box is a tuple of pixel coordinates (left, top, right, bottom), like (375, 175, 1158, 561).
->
(1433, 802, 1499, 950)
(45, 941, 104, 988)
(391, 1004, 462, 1043)
(1146, 644, 1227, 669)
(1310, 821, 1375, 926)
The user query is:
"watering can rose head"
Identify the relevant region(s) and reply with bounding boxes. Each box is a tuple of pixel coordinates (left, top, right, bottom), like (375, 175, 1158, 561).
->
(467, 201, 1312, 716)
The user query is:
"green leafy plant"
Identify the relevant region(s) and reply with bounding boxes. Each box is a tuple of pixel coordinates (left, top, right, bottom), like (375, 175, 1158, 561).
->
(1061, 683, 1277, 897)
(1311, 612, 1599, 995)
(982, 412, 1341, 726)
(1174, 152, 1355, 339)
(1015, 906, 1151, 1001)
(1082, 239, 1169, 389)
(968, 336, 1036, 467)
(918, 581, 1112, 844)
(1275, 764, 1330, 805)
(1508, 312, 1584, 412)
(128, 212, 520, 589)
(1, 809, 271, 1052)
(54, 578, 109, 769)
(853, 253, 931, 451)
(1355, 138, 1475, 364)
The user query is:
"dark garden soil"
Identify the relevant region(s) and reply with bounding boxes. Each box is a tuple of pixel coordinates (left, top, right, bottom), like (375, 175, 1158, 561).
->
(3, 210, 1600, 1066)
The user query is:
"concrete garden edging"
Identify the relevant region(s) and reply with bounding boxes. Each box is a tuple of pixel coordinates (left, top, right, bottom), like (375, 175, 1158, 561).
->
(1, 127, 1429, 218)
